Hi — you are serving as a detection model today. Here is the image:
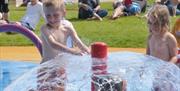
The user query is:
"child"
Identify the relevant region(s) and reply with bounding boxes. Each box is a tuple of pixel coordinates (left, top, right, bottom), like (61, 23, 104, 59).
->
(36, 0, 90, 90)
(171, 18, 180, 47)
(146, 4, 178, 63)
(41, 0, 90, 63)
(16, 0, 45, 31)
(111, 0, 126, 19)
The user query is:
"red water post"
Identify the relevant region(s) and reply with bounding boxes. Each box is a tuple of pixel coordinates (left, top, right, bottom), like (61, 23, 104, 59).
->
(91, 42, 108, 91)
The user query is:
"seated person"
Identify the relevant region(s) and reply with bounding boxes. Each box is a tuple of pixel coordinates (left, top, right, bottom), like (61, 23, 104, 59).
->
(78, 0, 108, 21)
(165, 0, 180, 16)
(0, 0, 9, 22)
(124, 0, 147, 15)
(132, 0, 147, 13)
(111, 0, 126, 19)
(16, 0, 45, 31)
(0, 12, 8, 25)
(178, 3, 180, 9)
(155, 0, 168, 4)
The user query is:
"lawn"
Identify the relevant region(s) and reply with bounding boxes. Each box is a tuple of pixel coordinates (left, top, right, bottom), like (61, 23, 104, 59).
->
(0, 1, 179, 48)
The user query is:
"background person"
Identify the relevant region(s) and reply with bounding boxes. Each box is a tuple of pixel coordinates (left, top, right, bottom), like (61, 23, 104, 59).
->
(78, 0, 108, 21)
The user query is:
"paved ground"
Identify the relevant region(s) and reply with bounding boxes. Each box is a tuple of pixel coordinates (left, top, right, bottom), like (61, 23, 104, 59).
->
(0, 46, 145, 63)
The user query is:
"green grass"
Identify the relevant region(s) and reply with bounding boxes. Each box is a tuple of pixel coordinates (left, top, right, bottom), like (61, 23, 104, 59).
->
(0, 1, 179, 48)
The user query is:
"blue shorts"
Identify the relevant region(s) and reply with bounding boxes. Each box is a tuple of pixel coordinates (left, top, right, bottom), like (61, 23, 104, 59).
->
(128, 2, 141, 14)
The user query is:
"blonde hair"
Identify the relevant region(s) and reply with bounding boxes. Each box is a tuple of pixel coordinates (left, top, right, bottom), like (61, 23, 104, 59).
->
(147, 4, 170, 32)
(43, 0, 65, 13)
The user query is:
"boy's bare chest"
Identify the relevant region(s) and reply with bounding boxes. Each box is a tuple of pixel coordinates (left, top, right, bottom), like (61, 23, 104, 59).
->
(50, 29, 68, 42)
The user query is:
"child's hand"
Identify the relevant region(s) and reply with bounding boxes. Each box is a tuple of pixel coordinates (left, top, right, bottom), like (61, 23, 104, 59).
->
(85, 49, 90, 54)
(80, 51, 90, 55)
(70, 48, 84, 55)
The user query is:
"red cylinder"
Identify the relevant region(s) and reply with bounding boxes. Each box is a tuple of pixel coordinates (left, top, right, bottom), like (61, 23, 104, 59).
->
(91, 42, 108, 75)
(91, 42, 107, 58)
(91, 42, 108, 91)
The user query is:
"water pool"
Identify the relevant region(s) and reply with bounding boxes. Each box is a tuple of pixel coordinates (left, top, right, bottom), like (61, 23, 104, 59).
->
(0, 61, 38, 91)
(1, 52, 180, 91)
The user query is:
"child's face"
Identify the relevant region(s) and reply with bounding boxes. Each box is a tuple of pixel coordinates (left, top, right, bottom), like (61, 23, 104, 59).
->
(147, 15, 161, 35)
(45, 9, 63, 28)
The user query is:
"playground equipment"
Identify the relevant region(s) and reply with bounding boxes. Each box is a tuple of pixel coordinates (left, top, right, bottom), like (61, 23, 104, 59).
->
(1, 24, 180, 91)
(4, 49, 180, 91)
(0, 24, 42, 56)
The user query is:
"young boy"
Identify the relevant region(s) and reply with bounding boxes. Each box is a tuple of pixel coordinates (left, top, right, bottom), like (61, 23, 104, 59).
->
(41, 0, 90, 63)
(35, 0, 90, 90)
(16, 0, 45, 31)
(146, 4, 178, 63)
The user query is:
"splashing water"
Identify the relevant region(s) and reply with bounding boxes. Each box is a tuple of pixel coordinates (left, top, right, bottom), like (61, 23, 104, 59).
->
(4, 52, 180, 91)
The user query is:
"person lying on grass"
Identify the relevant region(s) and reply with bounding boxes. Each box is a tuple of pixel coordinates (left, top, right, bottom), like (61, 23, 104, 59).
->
(111, 0, 126, 20)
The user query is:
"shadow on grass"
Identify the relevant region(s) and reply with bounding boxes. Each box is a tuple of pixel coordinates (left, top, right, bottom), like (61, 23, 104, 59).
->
(67, 18, 86, 22)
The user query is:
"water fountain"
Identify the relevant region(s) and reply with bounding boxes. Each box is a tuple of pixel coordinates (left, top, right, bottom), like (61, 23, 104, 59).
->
(4, 42, 180, 91)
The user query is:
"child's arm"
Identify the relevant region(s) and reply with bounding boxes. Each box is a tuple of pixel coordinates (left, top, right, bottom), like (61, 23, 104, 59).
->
(41, 25, 83, 55)
(65, 25, 90, 54)
(146, 42, 150, 55)
(172, 6, 177, 17)
(168, 34, 178, 63)
(146, 34, 152, 55)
